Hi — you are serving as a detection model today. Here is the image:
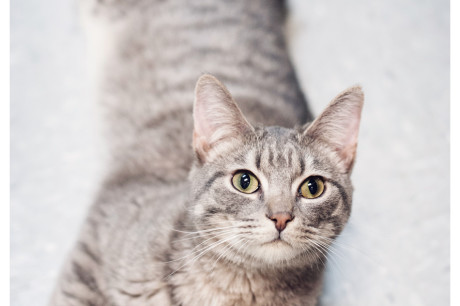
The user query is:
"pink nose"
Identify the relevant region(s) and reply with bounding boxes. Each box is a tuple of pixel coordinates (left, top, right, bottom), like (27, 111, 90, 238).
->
(268, 212, 293, 232)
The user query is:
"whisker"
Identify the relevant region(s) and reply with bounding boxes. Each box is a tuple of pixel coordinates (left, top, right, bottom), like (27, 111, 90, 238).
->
(170, 224, 241, 236)
(303, 242, 327, 271)
(306, 237, 347, 278)
(314, 234, 382, 269)
(210, 237, 247, 271)
(163, 230, 242, 263)
(172, 228, 239, 243)
(163, 234, 245, 279)
(299, 244, 323, 272)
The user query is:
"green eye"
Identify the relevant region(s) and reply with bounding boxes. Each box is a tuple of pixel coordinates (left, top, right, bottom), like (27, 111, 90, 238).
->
(299, 176, 325, 199)
(232, 171, 259, 194)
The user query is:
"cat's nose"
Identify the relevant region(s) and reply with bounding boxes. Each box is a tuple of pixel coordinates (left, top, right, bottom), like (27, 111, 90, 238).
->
(268, 212, 293, 232)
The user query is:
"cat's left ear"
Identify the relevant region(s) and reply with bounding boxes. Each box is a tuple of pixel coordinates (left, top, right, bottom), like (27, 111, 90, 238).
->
(303, 86, 364, 173)
(193, 74, 254, 163)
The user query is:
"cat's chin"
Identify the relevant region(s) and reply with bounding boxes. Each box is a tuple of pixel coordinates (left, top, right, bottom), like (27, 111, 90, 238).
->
(247, 239, 304, 266)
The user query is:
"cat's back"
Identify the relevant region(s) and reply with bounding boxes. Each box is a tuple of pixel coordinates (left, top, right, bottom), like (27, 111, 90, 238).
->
(83, 0, 312, 177)
(50, 1, 317, 304)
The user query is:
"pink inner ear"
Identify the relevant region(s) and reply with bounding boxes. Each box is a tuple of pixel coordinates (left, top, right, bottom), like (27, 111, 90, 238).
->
(339, 114, 360, 165)
(305, 86, 364, 171)
(193, 76, 232, 143)
(192, 74, 255, 163)
(193, 98, 214, 141)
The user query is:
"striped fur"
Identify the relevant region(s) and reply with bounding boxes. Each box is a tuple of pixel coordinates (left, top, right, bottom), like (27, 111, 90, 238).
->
(50, 0, 363, 305)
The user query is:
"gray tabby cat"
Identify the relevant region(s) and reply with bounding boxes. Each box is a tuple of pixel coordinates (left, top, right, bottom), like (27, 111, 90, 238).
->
(50, 0, 364, 305)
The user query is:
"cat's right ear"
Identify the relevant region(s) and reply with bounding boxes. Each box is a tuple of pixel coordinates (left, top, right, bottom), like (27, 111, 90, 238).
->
(193, 74, 254, 163)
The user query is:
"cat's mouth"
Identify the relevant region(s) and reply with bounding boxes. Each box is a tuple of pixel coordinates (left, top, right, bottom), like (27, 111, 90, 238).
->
(263, 236, 290, 246)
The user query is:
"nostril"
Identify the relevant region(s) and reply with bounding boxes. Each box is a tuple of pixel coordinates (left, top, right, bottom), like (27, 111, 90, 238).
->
(267, 212, 294, 232)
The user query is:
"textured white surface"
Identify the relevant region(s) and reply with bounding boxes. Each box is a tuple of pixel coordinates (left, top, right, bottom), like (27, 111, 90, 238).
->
(11, 0, 449, 305)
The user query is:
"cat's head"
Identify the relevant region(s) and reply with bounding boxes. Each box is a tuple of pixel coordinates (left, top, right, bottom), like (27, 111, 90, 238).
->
(187, 74, 363, 269)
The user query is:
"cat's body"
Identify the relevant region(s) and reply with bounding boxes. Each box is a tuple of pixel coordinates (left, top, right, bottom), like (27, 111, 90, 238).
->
(51, 1, 363, 305)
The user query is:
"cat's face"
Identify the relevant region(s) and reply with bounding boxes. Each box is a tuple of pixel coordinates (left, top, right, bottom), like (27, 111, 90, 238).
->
(188, 75, 363, 269)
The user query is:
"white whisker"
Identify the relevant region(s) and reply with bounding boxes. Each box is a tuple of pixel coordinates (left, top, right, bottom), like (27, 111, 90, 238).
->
(163, 233, 245, 279)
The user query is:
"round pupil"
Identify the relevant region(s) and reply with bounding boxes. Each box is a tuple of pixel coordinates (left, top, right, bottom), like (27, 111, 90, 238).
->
(240, 173, 251, 189)
(307, 179, 318, 195)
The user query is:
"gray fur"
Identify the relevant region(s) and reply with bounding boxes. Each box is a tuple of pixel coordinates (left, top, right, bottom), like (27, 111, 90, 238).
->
(50, 0, 363, 305)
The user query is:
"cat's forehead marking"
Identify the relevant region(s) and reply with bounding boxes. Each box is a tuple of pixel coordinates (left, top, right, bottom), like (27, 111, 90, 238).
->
(250, 126, 323, 179)
(253, 128, 298, 177)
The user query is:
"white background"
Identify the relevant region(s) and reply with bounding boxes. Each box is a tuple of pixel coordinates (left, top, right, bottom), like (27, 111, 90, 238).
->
(10, 0, 450, 305)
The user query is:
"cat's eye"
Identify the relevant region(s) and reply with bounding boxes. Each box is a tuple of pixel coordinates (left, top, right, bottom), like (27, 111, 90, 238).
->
(231, 171, 259, 194)
(299, 176, 325, 199)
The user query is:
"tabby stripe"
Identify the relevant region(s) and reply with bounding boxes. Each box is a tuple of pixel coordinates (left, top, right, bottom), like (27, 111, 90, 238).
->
(72, 261, 100, 292)
(62, 290, 89, 304)
(217, 75, 300, 102)
(194, 171, 225, 202)
(78, 242, 101, 264)
(286, 148, 293, 168)
(145, 288, 162, 300)
(329, 180, 350, 212)
(117, 288, 143, 298)
(299, 156, 305, 174)
(255, 153, 261, 170)
(268, 148, 274, 166)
